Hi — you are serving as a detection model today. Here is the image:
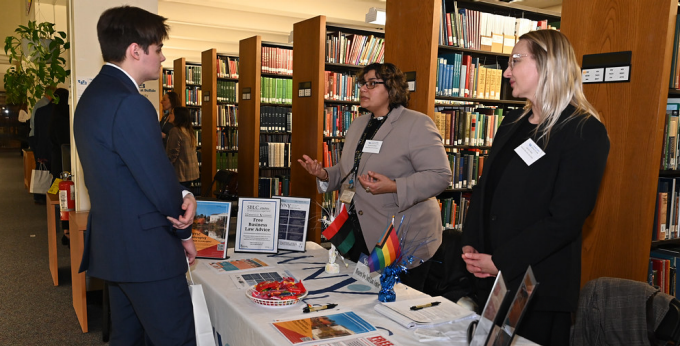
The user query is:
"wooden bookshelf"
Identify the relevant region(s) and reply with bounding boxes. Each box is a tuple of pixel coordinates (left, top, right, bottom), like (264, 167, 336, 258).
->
(238, 36, 293, 198)
(173, 58, 203, 196)
(159, 67, 174, 120)
(561, 0, 677, 284)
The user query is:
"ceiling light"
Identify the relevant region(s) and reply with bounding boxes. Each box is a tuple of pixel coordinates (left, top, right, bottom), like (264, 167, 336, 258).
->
(365, 8, 386, 25)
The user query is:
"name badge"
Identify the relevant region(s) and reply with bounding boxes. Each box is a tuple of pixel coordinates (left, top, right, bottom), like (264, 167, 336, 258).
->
(514, 138, 545, 166)
(362, 140, 383, 154)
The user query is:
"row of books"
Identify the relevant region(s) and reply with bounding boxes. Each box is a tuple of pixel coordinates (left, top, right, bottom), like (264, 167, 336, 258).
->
(649, 248, 680, 296)
(185, 88, 202, 107)
(325, 32, 385, 66)
(217, 56, 239, 79)
(216, 127, 237, 151)
(438, 1, 554, 52)
(261, 77, 293, 105)
(259, 142, 291, 168)
(322, 139, 345, 169)
(162, 69, 174, 88)
(447, 149, 486, 189)
(438, 192, 471, 230)
(436, 54, 503, 100)
(661, 102, 680, 170)
(189, 108, 202, 126)
(262, 46, 293, 76)
(260, 106, 292, 133)
(258, 175, 290, 198)
(216, 151, 237, 172)
(217, 80, 238, 104)
(186, 65, 202, 85)
(323, 105, 366, 137)
(217, 104, 238, 127)
(434, 107, 505, 147)
(324, 71, 361, 102)
(669, 17, 680, 89)
(194, 129, 202, 147)
(653, 177, 680, 241)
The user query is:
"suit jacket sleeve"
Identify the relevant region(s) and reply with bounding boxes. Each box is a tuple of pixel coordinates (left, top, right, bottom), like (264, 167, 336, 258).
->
(395, 114, 451, 212)
(493, 118, 610, 282)
(111, 94, 192, 239)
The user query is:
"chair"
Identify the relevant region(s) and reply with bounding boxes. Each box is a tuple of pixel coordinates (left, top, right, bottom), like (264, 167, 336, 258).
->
(572, 277, 680, 346)
(656, 298, 680, 345)
(211, 170, 238, 201)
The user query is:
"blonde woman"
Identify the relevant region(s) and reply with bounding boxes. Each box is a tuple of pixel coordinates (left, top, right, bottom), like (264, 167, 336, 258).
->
(461, 30, 610, 345)
(166, 107, 199, 187)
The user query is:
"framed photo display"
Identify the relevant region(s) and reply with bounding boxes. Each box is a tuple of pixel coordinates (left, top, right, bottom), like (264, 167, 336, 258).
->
(235, 198, 281, 253)
(192, 200, 232, 259)
(273, 196, 310, 251)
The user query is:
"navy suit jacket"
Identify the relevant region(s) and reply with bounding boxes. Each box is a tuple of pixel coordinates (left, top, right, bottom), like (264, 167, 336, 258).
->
(74, 65, 190, 282)
(462, 105, 610, 312)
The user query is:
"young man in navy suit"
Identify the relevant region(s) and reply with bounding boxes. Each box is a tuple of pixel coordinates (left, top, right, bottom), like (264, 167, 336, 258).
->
(73, 6, 197, 345)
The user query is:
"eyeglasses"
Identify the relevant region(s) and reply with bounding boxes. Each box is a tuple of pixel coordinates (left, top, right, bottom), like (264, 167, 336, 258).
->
(509, 53, 531, 70)
(357, 80, 385, 89)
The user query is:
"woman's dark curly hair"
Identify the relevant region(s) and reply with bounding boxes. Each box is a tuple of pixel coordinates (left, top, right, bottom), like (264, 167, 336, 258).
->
(357, 62, 409, 109)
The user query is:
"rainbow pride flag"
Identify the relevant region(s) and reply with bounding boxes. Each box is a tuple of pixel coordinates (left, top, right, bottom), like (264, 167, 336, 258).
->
(366, 223, 401, 272)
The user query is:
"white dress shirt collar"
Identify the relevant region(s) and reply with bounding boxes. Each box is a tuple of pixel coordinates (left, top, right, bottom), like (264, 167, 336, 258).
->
(105, 62, 140, 92)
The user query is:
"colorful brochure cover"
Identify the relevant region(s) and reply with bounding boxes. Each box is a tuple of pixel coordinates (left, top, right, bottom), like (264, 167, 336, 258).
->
(193, 200, 231, 259)
(272, 311, 376, 345)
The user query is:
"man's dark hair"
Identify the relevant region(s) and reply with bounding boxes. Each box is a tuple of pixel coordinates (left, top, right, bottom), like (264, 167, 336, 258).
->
(97, 6, 169, 63)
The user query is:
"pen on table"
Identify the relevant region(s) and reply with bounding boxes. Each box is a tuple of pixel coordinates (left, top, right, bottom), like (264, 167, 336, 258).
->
(410, 301, 441, 311)
(303, 303, 338, 313)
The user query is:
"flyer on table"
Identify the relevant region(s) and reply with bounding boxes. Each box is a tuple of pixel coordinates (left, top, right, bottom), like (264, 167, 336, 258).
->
(235, 198, 280, 253)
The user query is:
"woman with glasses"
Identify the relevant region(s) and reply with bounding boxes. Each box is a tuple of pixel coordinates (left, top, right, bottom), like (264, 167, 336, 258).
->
(461, 30, 610, 345)
(298, 63, 451, 290)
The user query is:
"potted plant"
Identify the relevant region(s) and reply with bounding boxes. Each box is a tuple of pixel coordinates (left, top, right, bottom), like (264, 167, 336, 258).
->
(3, 21, 70, 107)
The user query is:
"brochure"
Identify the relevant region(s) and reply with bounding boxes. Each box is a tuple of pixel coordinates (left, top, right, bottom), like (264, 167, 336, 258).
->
(272, 311, 376, 345)
(374, 296, 475, 329)
(274, 196, 311, 251)
(314, 334, 396, 346)
(230, 270, 293, 289)
(192, 201, 232, 259)
(235, 198, 280, 253)
(205, 258, 269, 274)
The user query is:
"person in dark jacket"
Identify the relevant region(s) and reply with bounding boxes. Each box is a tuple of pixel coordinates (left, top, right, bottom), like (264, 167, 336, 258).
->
(49, 88, 70, 179)
(461, 30, 610, 346)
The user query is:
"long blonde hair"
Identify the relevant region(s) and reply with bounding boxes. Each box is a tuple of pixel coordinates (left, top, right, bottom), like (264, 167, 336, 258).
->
(518, 30, 601, 144)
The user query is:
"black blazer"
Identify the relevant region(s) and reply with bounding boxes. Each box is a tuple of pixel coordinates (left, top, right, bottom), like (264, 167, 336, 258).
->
(462, 105, 610, 312)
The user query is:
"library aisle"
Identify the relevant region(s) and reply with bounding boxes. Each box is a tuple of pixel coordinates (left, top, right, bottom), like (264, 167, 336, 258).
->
(0, 151, 104, 345)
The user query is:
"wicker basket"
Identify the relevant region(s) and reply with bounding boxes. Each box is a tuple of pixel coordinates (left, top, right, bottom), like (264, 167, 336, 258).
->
(245, 287, 308, 307)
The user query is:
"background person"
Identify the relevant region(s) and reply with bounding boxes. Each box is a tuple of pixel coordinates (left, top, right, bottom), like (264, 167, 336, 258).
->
(73, 6, 197, 345)
(298, 62, 451, 291)
(166, 106, 200, 188)
(160, 90, 180, 147)
(49, 88, 70, 179)
(461, 30, 610, 346)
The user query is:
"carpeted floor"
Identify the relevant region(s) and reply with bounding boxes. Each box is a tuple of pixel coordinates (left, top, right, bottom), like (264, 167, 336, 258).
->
(0, 150, 105, 345)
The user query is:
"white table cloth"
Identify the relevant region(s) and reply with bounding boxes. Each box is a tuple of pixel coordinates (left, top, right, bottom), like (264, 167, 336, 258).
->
(190, 242, 538, 346)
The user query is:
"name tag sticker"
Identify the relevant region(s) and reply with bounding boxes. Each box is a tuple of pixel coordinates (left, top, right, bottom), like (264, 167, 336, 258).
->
(514, 138, 546, 166)
(362, 140, 383, 154)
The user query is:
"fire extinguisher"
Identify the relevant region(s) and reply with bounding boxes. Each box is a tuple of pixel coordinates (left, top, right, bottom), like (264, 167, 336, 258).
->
(59, 172, 75, 221)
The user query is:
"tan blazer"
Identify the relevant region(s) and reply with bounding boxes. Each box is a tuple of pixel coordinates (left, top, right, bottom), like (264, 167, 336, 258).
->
(166, 127, 200, 183)
(320, 106, 451, 264)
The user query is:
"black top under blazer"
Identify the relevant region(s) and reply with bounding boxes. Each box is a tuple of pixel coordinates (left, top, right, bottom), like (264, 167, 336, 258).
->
(74, 65, 191, 283)
(462, 105, 610, 312)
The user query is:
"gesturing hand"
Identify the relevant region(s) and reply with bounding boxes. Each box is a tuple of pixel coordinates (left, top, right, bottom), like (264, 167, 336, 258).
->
(357, 171, 396, 195)
(297, 154, 328, 180)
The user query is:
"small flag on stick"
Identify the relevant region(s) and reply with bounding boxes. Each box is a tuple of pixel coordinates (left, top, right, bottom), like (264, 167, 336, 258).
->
(321, 203, 355, 255)
(366, 221, 401, 272)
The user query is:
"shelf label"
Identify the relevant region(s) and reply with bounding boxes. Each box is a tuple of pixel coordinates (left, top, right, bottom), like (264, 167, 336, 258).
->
(242, 87, 251, 100)
(299, 81, 312, 98)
